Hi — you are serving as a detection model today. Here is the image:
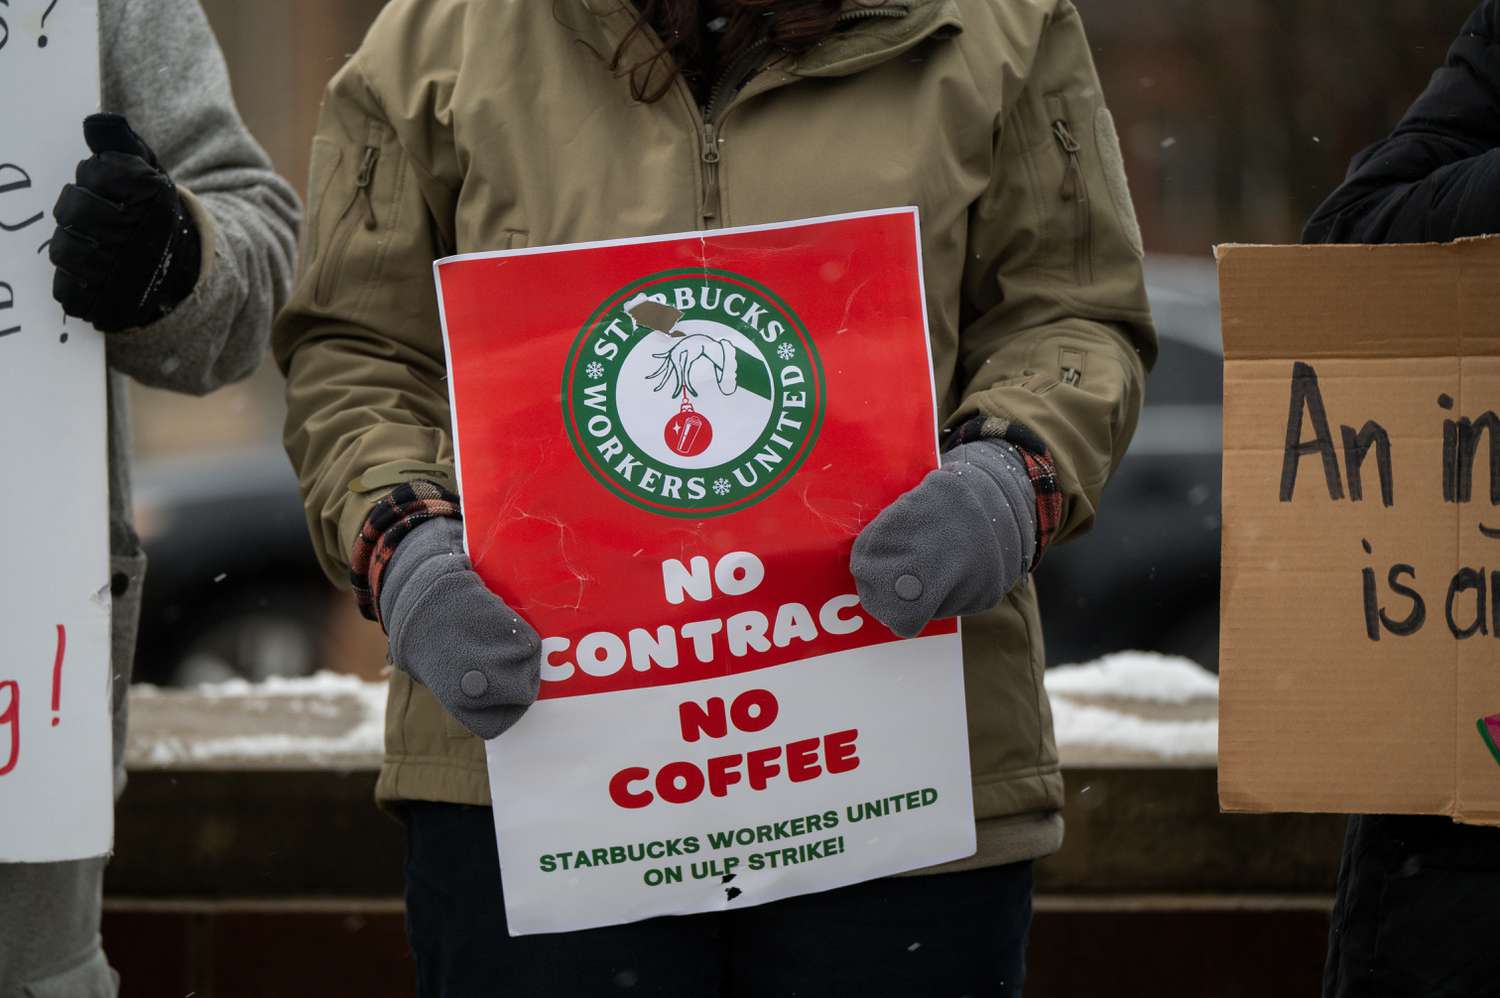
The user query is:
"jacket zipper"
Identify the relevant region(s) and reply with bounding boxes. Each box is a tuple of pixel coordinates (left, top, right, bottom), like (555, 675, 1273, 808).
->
(699, 117, 723, 224)
(1051, 117, 1092, 284)
(315, 145, 381, 306)
(834, 7, 909, 24)
(695, 5, 909, 226)
(354, 146, 381, 230)
(699, 40, 767, 226)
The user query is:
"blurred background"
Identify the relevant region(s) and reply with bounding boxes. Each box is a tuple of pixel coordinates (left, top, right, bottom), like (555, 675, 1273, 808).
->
(130, 0, 1484, 688)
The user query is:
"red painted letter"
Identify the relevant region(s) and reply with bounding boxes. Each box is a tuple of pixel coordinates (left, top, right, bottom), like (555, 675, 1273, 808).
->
(745, 745, 782, 790)
(785, 737, 822, 783)
(678, 697, 728, 743)
(656, 761, 707, 804)
(824, 729, 860, 774)
(609, 766, 653, 809)
(729, 689, 779, 734)
(706, 753, 744, 797)
(0, 681, 19, 778)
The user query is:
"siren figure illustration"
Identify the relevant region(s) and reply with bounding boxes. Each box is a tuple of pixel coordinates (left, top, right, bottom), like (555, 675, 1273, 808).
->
(625, 293, 741, 458)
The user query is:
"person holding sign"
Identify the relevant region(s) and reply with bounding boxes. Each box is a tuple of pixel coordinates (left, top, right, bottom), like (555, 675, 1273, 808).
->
(0, 2, 299, 996)
(275, 0, 1153, 994)
(1304, 3, 1500, 996)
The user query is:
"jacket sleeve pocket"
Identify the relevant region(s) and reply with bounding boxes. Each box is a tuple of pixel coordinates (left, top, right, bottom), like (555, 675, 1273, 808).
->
(313, 120, 397, 308)
(1040, 92, 1094, 285)
(303, 138, 343, 266)
(273, 59, 457, 587)
(1013, 85, 1132, 289)
(951, 0, 1155, 544)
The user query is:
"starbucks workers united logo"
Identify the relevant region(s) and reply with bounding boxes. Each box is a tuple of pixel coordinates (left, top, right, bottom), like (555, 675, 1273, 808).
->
(563, 269, 826, 516)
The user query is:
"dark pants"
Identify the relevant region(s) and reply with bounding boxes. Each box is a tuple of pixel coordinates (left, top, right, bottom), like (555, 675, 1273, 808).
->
(404, 802, 1033, 998)
(1323, 814, 1500, 998)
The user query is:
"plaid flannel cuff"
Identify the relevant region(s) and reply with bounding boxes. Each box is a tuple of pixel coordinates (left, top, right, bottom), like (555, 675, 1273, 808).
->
(349, 480, 463, 627)
(949, 415, 1062, 567)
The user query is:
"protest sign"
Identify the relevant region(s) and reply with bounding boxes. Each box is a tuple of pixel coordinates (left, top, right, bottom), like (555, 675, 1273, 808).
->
(1218, 238, 1500, 826)
(0, 0, 113, 862)
(436, 208, 976, 935)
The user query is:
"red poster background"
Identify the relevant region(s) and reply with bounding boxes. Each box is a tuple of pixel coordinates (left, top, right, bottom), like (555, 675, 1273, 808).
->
(438, 211, 950, 700)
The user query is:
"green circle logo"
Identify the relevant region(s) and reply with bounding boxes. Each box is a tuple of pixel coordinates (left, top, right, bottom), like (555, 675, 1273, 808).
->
(563, 268, 826, 517)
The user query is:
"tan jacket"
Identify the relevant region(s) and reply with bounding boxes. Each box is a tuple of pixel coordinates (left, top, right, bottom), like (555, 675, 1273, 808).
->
(274, 0, 1155, 869)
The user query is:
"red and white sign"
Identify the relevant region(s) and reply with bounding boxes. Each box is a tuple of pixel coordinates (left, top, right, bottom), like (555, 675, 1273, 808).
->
(436, 209, 974, 935)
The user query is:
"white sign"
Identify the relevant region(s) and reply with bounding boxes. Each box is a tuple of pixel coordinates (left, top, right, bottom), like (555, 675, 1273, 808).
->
(0, 0, 114, 862)
(486, 637, 975, 935)
(436, 210, 977, 935)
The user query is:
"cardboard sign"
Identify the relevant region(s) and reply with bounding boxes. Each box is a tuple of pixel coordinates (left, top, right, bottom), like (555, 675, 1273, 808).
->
(1218, 238, 1500, 826)
(436, 209, 976, 935)
(0, 0, 113, 862)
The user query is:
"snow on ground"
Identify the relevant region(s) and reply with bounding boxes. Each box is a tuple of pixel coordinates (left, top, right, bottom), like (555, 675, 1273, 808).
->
(131, 672, 387, 766)
(1045, 652, 1218, 762)
(133, 671, 379, 701)
(1049, 697, 1218, 760)
(1045, 651, 1219, 705)
(129, 652, 1221, 767)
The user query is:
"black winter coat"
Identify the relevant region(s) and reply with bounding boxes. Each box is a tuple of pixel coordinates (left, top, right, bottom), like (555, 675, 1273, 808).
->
(1304, 1, 1500, 244)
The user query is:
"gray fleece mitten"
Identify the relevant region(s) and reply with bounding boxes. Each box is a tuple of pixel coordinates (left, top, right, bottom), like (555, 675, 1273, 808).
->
(851, 440, 1038, 639)
(379, 517, 541, 739)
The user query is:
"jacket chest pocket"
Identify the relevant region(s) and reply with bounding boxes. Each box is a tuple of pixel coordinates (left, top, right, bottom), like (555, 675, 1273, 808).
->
(313, 119, 398, 308)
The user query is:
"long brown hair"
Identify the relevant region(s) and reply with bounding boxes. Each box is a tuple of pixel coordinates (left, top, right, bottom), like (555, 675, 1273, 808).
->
(615, 0, 845, 103)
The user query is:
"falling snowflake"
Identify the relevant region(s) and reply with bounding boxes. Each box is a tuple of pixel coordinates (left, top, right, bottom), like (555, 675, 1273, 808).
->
(776, 342, 796, 361)
(585, 361, 605, 380)
(712, 478, 731, 496)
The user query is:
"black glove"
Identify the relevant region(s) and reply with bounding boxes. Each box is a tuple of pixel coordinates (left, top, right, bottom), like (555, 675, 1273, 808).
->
(50, 114, 202, 333)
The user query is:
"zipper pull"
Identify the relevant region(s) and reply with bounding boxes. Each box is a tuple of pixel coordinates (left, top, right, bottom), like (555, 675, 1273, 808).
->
(356, 146, 380, 230)
(1052, 120, 1081, 202)
(701, 121, 721, 166)
(1060, 348, 1087, 387)
(700, 122, 721, 222)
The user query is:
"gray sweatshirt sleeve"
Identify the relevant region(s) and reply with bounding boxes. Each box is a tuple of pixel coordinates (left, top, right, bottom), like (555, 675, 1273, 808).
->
(97, 0, 300, 395)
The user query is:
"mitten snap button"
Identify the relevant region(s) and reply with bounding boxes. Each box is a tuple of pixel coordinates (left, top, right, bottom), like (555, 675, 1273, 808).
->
(461, 670, 489, 698)
(895, 574, 923, 601)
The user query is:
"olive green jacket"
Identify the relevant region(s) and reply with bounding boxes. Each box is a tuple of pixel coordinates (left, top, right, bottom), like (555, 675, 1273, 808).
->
(274, 0, 1155, 869)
